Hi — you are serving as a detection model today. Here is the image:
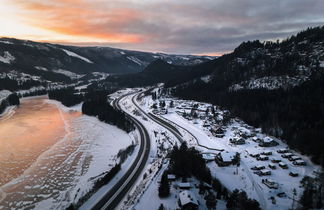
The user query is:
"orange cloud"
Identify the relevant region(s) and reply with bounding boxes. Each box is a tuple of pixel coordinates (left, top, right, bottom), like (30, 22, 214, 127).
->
(11, 0, 147, 43)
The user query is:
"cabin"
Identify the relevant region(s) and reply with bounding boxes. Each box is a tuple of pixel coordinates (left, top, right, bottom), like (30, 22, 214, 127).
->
(277, 148, 289, 153)
(289, 156, 301, 161)
(281, 153, 294, 158)
(293, 160, 306, 166)
(249, 152, 260, 158)
(271, 158, 281, 163)
(279, 162, 288, 169)
(215, 151, 237, 166)
(268, 163, 276, 169)
(259, 137, 279, 147)
(178, 190, 199, 210)
(259, 169, 271, 176)
(262, 179, 279, 189)
(252, 137, 261, 143)
(251, 165, 266, 170)
(203, 121, 210, 127)
(260, 151, 272, 156)
(202, 153, 215, 162)
(178, 182, 192, 189)
(167, 174, 176, 181)
(229, 138, 246, 145)
(257, 155, 269, 161)
(210, 126, 225, 138)
(289, 171, 299, 177)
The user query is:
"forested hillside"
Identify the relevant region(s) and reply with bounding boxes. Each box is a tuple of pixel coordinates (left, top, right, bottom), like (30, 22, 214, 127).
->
(172, 26, 324, 166)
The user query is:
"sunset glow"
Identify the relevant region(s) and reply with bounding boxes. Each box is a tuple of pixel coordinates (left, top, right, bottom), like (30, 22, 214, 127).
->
(1, 0, 324, 55)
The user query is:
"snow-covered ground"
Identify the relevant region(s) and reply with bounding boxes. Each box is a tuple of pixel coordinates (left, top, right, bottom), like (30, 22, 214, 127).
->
(229, 75, 309, 91)
(61, 49, 93, 64)
(0, 90, 11, 103)
(0, 51, 15, 64)
(0, 97, 135, 209)
(52, 69, 85, 80)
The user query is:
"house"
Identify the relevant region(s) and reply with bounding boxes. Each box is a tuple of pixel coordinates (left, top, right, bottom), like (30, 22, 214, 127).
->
(249, 152, 260, 158)
(279, 162, 288, 169)
(268, 163, 276, 169)
(289, 171, 299, 177)
(178, 182, 191, 189)
(215, 151, 237, 166)
(277, 148, 289, 153)
(257, 155, 269, 161)
(271, 158, 281, 163)
(167, 174, 176, 181)
(281, 153, 294, 158)
(202, 153, 216, 162)
(293, 160, 306, 166)
(178, 190, 199, 210)
(252, 137, 261, 143)
(230, 138, 245, 145)
(259, 137, 279, 147)
(210, 126, 225, 138)
(259, 169, 271, 176)
(251, 165, 266, 170)
(262, 179, 279, 189)
(203, 121, 210, 127)
(289, 156, 301, 161)
(260, 151, 272, 155)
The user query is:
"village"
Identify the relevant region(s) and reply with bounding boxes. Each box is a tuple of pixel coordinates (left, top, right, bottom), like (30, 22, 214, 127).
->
(134, 90, 320, 210)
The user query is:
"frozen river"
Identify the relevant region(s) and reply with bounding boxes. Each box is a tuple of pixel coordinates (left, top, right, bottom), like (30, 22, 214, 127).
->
(0, 95, 134, 209)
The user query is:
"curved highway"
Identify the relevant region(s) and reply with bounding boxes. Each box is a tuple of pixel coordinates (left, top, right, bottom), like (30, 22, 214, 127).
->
(90, 91, 150, 210)
(133, 92, 223, 152)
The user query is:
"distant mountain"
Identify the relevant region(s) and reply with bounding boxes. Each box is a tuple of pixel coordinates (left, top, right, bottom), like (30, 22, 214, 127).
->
(0, 37, 214, 83)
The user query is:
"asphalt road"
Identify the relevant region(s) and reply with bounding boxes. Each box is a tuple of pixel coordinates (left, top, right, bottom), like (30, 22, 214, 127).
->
(90, 91, 150, 210)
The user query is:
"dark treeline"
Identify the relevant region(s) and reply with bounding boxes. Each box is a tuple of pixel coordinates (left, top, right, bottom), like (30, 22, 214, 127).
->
(299, 173, 324, 209)
(226, 189, 261, 210)
(173, 72, 324, 166)
(82, 91, 135, 132)
(0, 77, 44, 91)
(168, 142, 212, 184)
(48, 88, 84, 107)
(0, 93, 20, 114)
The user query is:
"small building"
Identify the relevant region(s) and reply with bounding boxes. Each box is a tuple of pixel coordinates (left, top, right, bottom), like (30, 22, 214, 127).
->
(202, 153, 216, 162)
(215, 151, 237, 166)
(250, 152, 260, 158)
(259, 169, 271, 176)
(293, 160, 306, 166)
(260, 151, 272, 156)
(277, 148, 289, 153)
(257, 155, 269, 161)
(167, 174, 176, 181)
(279, 162, 288, 169)
(178, 182, 191, 189)
(230, 138, 246, 145)
(251, 165, 266, 170)
(289, 156, 301, 161)
(210, 126, 225, 138)
(268, 163, 276, 169)
(271, 158, 281, 163)
(252, 137, 261, 143)
(203, 121, 210, 127)
(281, 153, 294, 158)
(178, 190, 199, 210)
(259, 137, 279, 147)
(289, 171, 299, 177)
(262, 179, 279, 189)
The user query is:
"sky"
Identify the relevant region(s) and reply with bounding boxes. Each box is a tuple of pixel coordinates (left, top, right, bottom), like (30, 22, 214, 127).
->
(0, 0, 324, 55)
